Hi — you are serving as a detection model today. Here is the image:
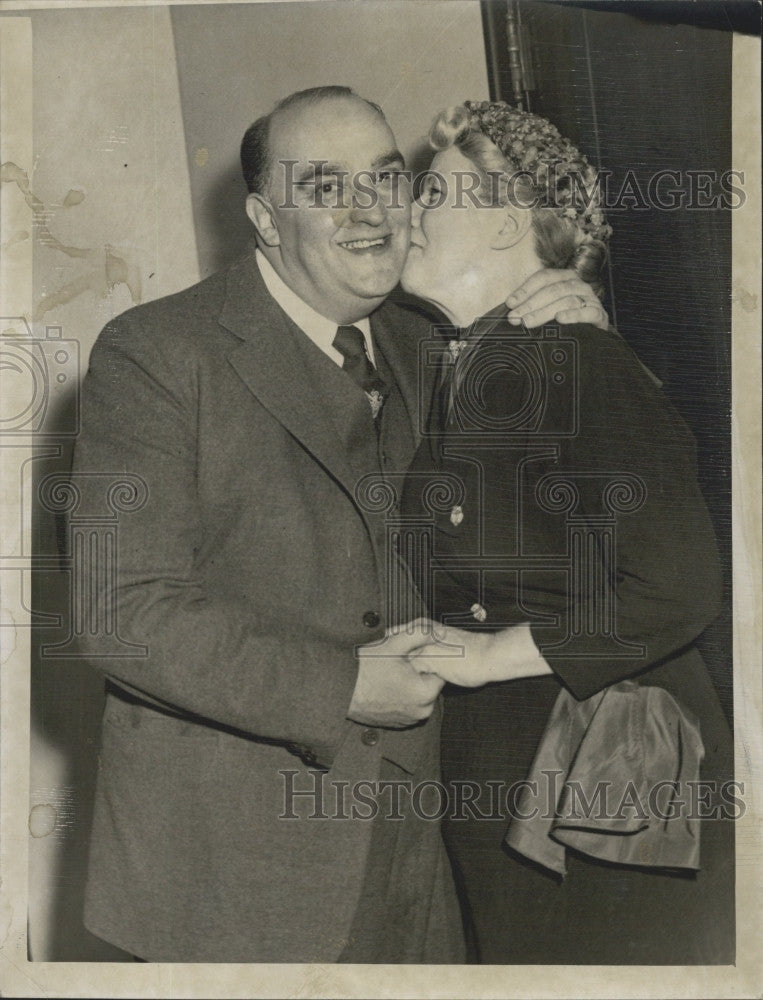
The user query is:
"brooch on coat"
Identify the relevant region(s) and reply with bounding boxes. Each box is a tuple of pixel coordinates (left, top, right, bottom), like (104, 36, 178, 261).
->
(365, 389, 385, 419)
(450, 504, 464, 526)
(447, 339, 469, 364)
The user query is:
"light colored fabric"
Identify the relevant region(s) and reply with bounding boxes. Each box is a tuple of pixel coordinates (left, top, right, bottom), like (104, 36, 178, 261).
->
(505, 680, 704, 875)
(255, 248, 374, 364)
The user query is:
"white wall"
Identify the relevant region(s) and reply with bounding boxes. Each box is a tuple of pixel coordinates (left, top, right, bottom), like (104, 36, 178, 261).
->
(171, 0, 490, 275)
(21, 4, 198, 962)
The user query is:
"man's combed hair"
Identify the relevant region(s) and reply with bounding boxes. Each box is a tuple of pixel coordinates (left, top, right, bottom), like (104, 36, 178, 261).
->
(240, 86, 385, 196)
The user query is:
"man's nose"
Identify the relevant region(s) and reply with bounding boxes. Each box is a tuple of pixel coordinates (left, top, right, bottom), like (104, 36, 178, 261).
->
(347, 187, 386, 226)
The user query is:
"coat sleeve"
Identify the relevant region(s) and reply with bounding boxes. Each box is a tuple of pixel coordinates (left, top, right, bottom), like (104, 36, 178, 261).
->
(70, 314, 358, 759)
(531, 326, 722, 701)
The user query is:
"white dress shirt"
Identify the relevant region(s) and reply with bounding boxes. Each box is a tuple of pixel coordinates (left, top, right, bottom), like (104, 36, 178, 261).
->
(256, 249, 375, 366)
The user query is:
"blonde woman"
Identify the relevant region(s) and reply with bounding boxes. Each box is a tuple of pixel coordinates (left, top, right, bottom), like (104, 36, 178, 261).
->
(392, 102, 733, 964)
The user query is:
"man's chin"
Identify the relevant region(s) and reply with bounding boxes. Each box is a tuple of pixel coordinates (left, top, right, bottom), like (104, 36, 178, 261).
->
(353, 271, 404, 300)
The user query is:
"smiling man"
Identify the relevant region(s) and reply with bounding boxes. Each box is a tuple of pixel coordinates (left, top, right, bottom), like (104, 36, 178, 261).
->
(244, 90, 412, 321)
(72, 86, 604, 963)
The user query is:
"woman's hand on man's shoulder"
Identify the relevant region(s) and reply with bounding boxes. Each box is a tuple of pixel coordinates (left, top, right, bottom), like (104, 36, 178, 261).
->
(506, 268, 610, 331)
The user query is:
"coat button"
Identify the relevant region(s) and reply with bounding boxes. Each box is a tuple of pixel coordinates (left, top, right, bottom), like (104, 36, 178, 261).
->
(363, 610, 380, 628)
(361, 728, 379, 747)
(450, 505, 464, 526)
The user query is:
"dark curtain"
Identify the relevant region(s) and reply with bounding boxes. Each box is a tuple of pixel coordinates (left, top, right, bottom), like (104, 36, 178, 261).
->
(481, 0, 734, 721)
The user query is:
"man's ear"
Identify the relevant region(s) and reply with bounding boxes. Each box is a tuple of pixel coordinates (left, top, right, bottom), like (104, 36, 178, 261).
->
(246, 192, 280, 247)
(490, 204, 532, 251)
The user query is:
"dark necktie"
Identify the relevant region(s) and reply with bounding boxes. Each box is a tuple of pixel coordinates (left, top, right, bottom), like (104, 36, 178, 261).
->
(332, 325, 387, 418)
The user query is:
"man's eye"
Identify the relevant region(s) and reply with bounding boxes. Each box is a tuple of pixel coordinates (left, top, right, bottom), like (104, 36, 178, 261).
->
(377, 170, 401, 184)
(319, 180, 338, 195)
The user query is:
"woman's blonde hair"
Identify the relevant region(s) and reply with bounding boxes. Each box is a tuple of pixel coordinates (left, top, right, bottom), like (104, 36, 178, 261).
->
(429, 103, 610, 295)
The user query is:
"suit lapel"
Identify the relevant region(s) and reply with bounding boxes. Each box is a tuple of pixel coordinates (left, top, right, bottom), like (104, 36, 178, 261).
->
(220, 248, 359, 498)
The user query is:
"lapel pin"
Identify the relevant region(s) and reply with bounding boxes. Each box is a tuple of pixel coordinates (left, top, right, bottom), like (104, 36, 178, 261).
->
(366, 389, 384, 419)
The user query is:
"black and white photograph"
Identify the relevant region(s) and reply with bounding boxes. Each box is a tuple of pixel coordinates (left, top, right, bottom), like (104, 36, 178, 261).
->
(0, 1, 760, 997)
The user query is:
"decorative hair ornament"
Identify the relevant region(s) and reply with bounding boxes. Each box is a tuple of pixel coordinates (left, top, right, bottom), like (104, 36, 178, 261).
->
(462, 100, 613, 249)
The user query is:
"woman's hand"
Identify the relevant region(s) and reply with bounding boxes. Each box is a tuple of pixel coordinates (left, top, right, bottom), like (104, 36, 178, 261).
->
(407, 623, 553, 688)
(506, 269, 609, 330)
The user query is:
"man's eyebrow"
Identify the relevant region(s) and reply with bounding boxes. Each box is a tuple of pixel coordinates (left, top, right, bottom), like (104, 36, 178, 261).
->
(292, 151, 406, 186)
(294, 161, 348, 185)
(372, 150, 406, 170)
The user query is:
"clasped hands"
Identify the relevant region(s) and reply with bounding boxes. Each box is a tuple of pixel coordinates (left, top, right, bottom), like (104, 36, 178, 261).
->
(348, 618, 551, 730)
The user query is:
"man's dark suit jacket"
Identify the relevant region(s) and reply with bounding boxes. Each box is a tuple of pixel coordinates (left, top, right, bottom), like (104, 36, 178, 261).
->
(72, 244, 457, 962)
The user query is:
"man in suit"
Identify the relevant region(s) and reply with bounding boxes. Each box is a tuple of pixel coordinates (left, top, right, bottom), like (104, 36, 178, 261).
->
(72, 86, 606, 963)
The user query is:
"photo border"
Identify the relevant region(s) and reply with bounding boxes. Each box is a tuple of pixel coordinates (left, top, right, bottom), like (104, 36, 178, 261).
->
(1, 3, 760, 997)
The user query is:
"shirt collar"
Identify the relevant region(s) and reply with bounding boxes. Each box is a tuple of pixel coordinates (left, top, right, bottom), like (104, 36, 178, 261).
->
(255, 249, 373, 365)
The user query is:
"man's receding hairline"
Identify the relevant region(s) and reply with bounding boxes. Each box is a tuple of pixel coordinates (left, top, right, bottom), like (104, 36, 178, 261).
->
(241, 87, 388, 197)
(262, 92, 393, 196)
(269, 90, 387, 137)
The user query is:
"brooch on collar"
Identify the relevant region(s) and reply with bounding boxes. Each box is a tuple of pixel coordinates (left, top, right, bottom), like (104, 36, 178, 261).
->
(366, 389, 385, 419)
(447, 339, 469, 364)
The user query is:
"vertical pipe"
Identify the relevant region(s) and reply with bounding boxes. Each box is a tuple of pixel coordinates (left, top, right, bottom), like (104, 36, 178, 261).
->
(480, 1, 504, 101)
(581, 9, 618, 329)
(505, 1, 526, 109)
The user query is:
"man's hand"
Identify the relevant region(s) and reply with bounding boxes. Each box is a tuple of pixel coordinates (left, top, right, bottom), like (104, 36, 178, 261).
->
(506, 269, 609, 330)
(348, 619, 445, 728)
